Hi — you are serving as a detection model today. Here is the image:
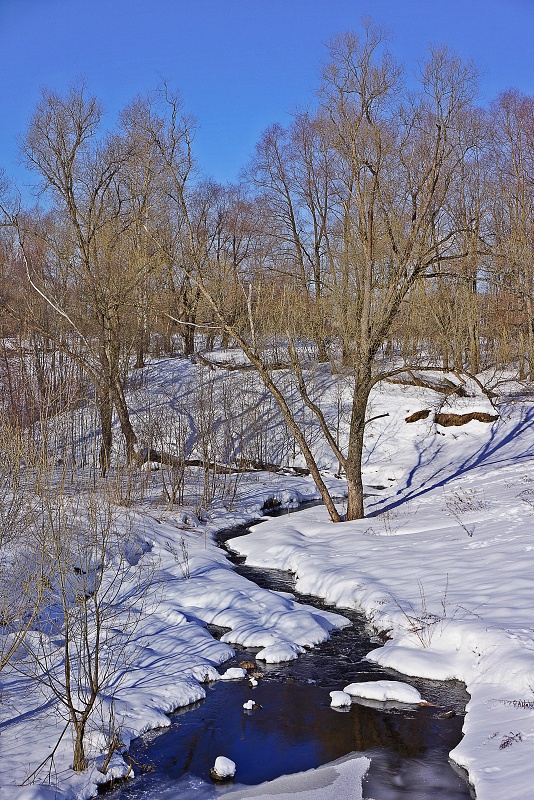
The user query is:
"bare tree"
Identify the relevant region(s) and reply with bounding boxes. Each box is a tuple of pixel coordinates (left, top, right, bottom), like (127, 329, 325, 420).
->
(126, 28, 481, 521)
(20, 488, 155, 772)
(10, 84, 163, 473)
(309, 32, 480, 518)
(248, 114, 335, 361)
(489, 90, 534, 379)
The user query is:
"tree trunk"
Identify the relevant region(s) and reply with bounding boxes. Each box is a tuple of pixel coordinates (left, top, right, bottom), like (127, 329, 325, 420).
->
(527, 297, 534, 381)
(134, 336, 145, 369)
(183, 325, 195, 356)
(72, 720, 87, 771)
(98, 389, 113, 476)
(316, 338, 329, 363)
(519, 330, 526, 380)
(344, 375, 371, 521)
(112, 378, 139, 464)
(468, 276, 480, 374)
(442, 338, 450, 371)
(345, 461, 365, 520)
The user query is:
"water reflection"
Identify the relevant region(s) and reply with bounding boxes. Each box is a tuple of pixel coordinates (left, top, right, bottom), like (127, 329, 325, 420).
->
(103, 676, 470, 799)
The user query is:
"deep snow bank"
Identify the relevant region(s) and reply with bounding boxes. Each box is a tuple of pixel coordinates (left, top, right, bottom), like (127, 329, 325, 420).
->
(227, 389, 534, 799)
(0, 484, 348, 799)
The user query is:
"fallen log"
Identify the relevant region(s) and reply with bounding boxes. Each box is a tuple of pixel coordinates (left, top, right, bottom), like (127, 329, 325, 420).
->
(405, 409, 432, 422)
(138, 449, 310, 476)
(434, 411, 498, 427)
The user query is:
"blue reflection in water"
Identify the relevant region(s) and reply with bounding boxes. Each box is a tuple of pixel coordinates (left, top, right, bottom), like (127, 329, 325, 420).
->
(103, 669, 470, 799)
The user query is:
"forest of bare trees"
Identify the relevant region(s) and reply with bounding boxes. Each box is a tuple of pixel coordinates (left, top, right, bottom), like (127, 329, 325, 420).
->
(0, 24, 533, 522)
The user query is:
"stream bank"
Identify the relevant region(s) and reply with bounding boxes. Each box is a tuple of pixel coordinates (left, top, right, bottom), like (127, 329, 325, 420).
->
(103, 511, 473, 800)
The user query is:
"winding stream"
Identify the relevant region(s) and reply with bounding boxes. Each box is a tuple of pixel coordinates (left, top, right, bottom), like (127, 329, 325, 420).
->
(103, 510, 473, 800)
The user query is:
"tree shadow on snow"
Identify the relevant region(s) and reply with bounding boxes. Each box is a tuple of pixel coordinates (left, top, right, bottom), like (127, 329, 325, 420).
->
(365, 403, 534, 517)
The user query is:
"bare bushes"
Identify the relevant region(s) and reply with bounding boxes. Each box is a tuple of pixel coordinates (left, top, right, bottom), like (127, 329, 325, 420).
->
(443, 487, 489, 538)
(18, 488, 156, 773)
(0, 421, 46, 673)
(132, 364, 311, 513)
(392, 576, 451, 648)
(0, 397, 157, 777)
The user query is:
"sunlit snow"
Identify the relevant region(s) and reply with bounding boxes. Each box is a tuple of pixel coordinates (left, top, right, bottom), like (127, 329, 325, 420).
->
(1, 357, 533, 799)
(343, 680, 423, 704)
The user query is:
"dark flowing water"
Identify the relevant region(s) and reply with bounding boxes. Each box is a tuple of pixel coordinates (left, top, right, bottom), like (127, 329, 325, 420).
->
(103, 511, 473, 800)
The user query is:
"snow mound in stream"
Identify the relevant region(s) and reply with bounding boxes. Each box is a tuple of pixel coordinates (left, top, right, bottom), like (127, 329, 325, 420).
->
(220, 667, 247, 680)
(343, 680, 423, 704)
(330, 690, 352, 707)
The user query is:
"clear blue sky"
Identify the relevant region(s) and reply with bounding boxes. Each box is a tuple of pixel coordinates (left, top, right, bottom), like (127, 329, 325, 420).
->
(1, 0, 533, 201)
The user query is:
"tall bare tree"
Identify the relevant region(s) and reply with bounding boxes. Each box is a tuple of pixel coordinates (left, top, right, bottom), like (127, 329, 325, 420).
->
(489, 89, 534, 379)
(14, 84, 161, 472)
(131, 27, 481, 521)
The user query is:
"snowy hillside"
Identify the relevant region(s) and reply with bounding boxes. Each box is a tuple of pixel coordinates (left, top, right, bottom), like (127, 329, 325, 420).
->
(0, 355, 533, 800)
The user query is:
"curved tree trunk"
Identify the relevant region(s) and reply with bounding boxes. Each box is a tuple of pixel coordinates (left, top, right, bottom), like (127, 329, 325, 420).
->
(112, 377, 139, 464)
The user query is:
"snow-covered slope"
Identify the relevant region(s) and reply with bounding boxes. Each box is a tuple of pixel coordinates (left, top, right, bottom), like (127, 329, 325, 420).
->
(228, 379, 534, 800)
(1, 355, 532, 799)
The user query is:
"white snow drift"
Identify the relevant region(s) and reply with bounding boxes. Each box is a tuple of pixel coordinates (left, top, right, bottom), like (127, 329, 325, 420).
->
(1, 357, 534, 800)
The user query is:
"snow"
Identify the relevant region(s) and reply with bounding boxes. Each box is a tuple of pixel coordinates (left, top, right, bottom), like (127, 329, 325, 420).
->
(329, 690, 352, 707)
(220, 668, 248, 680)
(213, 756, 236, 778)
(343, 680, 423, 704)
(2, 355, 534, 799)
(0, 791, 65, 800)
(223, 754, 370, 799)
(225, 376, 534, 799)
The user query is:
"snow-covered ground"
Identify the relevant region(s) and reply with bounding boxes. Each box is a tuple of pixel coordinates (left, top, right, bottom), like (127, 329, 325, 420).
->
(225, 754, 370, 800)
(228, 376, 534, 800)
(1, 355, 533, 799)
